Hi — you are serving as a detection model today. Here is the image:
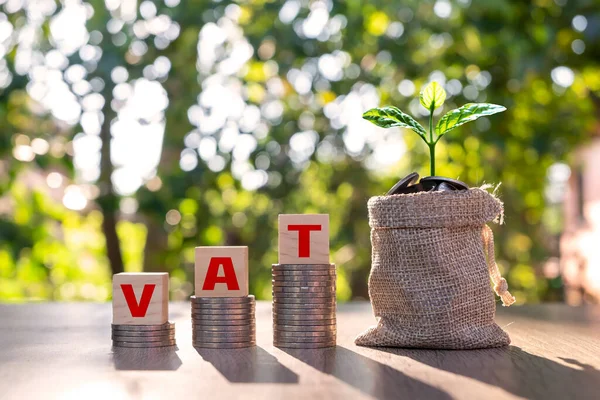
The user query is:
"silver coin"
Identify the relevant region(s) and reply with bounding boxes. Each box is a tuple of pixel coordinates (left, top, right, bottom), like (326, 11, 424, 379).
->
(190, 295, 255, 303)
(273, 330, 335, 337)
(111, 332, 175, 337)
(273, 298, 336, 305)
(274, 341, 336, 349)
(274, 324, 337, 332)
(111, 323, 174, 332)
(273, 305, 336, 312)
(192, 329, 255, 337)
(113, 340, 176, 348)
(273, 294, 336, 300)
(110, 329, 175, 337)
(193, 342, 255, 349)
(272, 272, 336, 278)
(190, 308, 255, 316)
(190, 324, 257, 332)
(273, 312, 336, 320)
(273, 285, 335, 293)
(111, 334, 176, 342)
(273, 317, 336, 325)
(192, 318, 255, 327)
(273, 335, 336, 343)
(190, 304, 255, 311)
(272, 281, 334, 287)
(190, 312, 255, 320)
(192, 335, 256, 343)
(272, 264, 335, 270)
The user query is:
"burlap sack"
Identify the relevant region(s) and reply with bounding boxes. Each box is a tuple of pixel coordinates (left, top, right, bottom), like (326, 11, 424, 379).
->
(355, 187, 515, 349)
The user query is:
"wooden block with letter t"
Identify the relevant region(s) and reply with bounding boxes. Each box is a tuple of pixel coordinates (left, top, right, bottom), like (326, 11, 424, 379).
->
(195, 246, 249, 297)
(112, 273, 169, 325)
(278, 214, 330, 264)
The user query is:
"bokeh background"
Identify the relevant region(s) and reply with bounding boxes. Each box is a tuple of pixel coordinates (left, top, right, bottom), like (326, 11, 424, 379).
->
(0, 0, 599, 304)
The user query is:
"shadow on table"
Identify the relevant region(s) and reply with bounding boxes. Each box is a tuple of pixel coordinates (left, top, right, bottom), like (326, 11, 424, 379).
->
(196, 345, 298, 384)
(281, 346, 452, 400)
(112, 346, 182, 371)
(380, 346, 600, 400)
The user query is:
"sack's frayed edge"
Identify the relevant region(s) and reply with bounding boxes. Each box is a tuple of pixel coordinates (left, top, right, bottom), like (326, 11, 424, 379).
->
(480, 182, 504, 225)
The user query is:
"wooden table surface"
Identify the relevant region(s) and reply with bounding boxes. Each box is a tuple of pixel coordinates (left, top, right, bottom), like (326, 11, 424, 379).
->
(0, 302, 598, 400)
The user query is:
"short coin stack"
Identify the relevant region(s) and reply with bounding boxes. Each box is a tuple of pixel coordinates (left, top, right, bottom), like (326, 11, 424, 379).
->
(111, 322, 176, 348)
(190, 295, 256, 348)
(272, 263, 336, 348)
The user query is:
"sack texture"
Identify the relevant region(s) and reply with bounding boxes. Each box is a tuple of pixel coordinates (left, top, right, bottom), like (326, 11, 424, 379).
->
(355, 187, 515, 349)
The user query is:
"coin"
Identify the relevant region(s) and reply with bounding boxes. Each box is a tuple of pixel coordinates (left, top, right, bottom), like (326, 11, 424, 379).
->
(190, 295, 255, 303)
(273, 293, 336, 299)
(273, 335, 336, 343)
(272, 281, 334, 287)
(273, 341, 336, 349)
(272, 264, 334, 269)
(274, 323, 336, 332)
(112, 334, 176, 342)
(112, 329, 175, 337)
(190, 312, 255, 320)
(111, 323, 174, 332)
(190, 308, 254, 315)
(189, 324, 257, 332)
(273, 303, 336, 311)
(273, 298, 336, 305)
(273, 318, 336, 326)
(273, 286, 335, 293)
(192, 335, 256, 343)
(190, 303, 255, 310)
(193, 342, 256, 349)
(273, 312, 336, 320)
(387, 172, 420, 195)
(113, 340, 176, 348)
(192, 329, 255, 337)
(274, 330, 335, 337)
(192, 319, 254, 326)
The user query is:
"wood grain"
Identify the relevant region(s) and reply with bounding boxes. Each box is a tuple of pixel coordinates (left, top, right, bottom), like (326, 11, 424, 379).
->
(278, 214, 330, 264)
(0, 302, 598, 400)
(112, 272, 169, 325)
(194, 246, 249, 297)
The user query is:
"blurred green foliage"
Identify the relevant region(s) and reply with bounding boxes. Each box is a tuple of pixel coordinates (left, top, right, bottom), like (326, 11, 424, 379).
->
(0, 0, 598, 303)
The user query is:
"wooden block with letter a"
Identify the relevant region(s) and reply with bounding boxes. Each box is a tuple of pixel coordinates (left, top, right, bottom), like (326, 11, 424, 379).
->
(195, 246, 249, 297)
(278, 214, 330, 264)
(112, 272, 169, 325)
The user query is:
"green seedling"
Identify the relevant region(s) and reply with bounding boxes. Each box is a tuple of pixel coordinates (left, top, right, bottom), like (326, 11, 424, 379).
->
(363, 81, 506, 176)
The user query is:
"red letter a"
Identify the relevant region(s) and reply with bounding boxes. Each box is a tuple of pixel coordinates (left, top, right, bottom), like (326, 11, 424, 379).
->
(202, 257, 240, 290)
(288, 224, 322, 257)
(121, 284, 156, 317)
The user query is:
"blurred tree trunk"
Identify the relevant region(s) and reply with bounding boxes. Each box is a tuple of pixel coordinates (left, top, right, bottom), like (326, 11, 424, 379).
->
(143, 218, 167, 272)
(98, 100, 124, 276)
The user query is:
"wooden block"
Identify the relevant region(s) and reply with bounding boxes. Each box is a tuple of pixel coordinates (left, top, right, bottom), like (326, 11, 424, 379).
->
(195, 246, 249, 297)
(278, 214, 330, 264)
(112, 273, 169, 325)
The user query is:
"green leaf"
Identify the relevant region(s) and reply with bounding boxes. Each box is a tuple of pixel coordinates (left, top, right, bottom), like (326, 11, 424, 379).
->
(435, 103, 507, 136)
(362, 106, 427, 140)
(419, 82, 446, 110)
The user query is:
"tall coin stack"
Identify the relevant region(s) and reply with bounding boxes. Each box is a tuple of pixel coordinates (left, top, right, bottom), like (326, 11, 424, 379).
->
(111, 322, 176, 348)
(272, 263, 337, 348)
(190, 295, 256, 348)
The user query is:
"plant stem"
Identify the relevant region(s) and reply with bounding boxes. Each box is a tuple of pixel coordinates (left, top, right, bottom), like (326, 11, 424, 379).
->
(428, 107, 435, 176)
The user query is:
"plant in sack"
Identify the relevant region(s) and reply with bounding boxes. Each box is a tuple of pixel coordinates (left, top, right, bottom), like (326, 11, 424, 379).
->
(356, 82, 516, 349)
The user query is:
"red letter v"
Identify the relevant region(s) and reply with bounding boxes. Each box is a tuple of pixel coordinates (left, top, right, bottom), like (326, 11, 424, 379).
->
(121, 284, 156, 317)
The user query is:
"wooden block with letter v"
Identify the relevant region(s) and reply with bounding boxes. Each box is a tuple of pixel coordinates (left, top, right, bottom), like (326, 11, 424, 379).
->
(278, 214, 330, 264)
(112, 272, 169, 325)
(195, 246, 249, 297)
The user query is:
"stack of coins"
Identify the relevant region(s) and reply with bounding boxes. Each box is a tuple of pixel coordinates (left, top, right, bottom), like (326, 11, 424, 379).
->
(272, 263, 336, 348)
(190, 295, 256, 348)
(111, 322, 176, 348)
